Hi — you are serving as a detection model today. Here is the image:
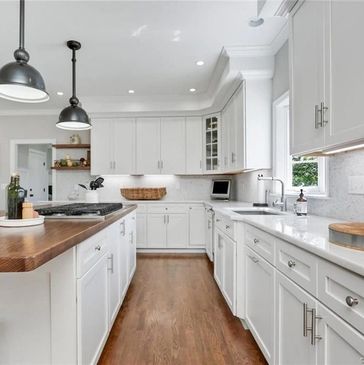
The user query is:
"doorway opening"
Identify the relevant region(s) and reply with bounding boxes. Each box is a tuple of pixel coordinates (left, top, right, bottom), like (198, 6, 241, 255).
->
(10, 139, 56, 203)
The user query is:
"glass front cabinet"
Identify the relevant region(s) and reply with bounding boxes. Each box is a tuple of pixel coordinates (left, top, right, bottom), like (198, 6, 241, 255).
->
(203, 113, 221, 173)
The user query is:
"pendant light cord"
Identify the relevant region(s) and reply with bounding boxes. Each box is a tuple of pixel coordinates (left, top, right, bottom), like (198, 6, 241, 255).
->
(72, 48, 76, 99)
(19, 0, 25, 49)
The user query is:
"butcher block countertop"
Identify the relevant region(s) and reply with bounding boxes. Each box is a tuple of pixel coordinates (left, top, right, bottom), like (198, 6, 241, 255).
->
(0, 205, 137, 273)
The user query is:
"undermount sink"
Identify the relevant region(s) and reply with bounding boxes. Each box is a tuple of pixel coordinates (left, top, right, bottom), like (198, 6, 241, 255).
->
(232, 210, 281, 216)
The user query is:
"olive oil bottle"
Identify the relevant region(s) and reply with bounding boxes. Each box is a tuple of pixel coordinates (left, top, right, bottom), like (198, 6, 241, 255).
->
(7, 174, 27, 219)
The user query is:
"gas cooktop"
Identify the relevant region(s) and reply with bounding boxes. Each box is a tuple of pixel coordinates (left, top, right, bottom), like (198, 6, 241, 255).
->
(36, 203, 124, 220)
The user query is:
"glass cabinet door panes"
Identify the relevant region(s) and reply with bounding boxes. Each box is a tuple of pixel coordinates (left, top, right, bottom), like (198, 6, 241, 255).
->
(204, 114, 220, 172)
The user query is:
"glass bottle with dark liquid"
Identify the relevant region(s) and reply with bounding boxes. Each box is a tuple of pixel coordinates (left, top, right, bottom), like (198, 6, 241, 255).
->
(7, 174, 27, 219)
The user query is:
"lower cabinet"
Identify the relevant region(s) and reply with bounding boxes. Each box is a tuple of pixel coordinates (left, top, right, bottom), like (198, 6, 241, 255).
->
(214, 227, 236, 314)
(245, 247, 275, 364)
(77, 254, 109, 365)
(275, 271, 316, 365)
(138, 204, 205, 249)
(127, 212, 137, 281)
(205, 208, 214, 261)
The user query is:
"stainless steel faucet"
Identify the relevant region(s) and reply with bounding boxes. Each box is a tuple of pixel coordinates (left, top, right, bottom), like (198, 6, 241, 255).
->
(257, 176, 287, 212)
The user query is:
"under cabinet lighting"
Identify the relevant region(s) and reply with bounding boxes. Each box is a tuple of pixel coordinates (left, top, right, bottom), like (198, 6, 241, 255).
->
(323, 143, 364, 155)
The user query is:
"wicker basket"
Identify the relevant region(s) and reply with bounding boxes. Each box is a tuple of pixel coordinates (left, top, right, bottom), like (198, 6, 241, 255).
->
(120, 187, 167, 200)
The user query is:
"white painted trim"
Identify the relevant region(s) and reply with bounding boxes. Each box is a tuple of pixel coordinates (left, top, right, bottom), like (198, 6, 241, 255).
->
(137, 248, 206, 254)
(10, 138, 56, 201)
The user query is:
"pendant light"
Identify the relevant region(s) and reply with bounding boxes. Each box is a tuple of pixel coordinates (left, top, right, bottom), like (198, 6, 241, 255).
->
(57, 40, 91, 130)
(0, 0, 49, 103)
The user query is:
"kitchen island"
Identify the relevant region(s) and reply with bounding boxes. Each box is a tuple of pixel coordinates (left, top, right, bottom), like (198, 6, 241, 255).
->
(0, 205, 137, 365)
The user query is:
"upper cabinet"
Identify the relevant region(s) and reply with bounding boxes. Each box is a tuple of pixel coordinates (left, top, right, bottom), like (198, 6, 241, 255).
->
(186, 117, 203, 174)
(91, 119, 136, 175)
(203, 114, 221, 173)
(160, 117, 186, 174)
(290, 0, 364, 155)
(136, 118, 161, 175)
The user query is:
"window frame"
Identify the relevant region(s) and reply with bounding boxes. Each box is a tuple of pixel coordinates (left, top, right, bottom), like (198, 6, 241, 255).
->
(272, 91, 328, 197)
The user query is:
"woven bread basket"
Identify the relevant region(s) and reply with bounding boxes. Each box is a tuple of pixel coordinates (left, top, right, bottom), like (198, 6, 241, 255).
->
(120, 187, 167, 200)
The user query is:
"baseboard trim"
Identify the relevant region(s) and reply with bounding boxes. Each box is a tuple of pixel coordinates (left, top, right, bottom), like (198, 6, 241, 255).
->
(137, 248, 206, 254)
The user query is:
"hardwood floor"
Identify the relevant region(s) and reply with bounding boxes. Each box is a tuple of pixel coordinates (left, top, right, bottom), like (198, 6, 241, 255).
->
(98, 254, 267, 365)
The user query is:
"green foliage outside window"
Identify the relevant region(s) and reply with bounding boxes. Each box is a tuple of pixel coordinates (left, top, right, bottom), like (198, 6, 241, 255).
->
(292, 161, 318, 187)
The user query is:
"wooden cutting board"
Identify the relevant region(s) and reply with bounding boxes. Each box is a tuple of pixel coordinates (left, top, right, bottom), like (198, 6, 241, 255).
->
(329, 223, 364, 251)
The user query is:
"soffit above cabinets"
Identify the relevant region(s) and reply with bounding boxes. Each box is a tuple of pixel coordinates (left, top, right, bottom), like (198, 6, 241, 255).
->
(0, 0, 287, 115)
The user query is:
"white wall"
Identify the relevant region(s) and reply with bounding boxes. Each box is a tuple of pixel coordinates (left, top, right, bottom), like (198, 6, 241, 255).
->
(0, 115, 90, 209)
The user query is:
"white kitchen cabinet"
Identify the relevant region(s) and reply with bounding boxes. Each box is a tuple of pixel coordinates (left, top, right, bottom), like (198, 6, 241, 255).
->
(324, 0, 364, 148)
(107, 230, 121, 325)
(188, 206, 205, 247)
(186, 117, 203, 174)
(113, 119, 136, 174)
(136, 213, 147, 248)
(117, 219, 129, 300)
(160, 117, 186, 174)
(245, 247, 275, 364)
(203, 114, 221, 173)
(289, 0, 325, 155)
(317, 302, 364, 365)
(214, 227, 236, 314)
(136, 118, 161, 174)
(275, 270, 316, 365)
(147, 214, 167, 248)
(91, 119, 114, 175)
(91, 118, 136, 175)
(290, 0, 364, 154)
(166, 213, 189, 248)
(77, 254, 109, 365)
(205, 208, 214, 261)
(126, 212, 137, 281)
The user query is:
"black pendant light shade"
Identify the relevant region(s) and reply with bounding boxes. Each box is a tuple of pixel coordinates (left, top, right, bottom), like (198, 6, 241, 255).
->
(0, 0, 49, 103)
(57, 40, 91, 130)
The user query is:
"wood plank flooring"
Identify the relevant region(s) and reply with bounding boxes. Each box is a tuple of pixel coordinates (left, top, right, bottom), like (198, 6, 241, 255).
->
(98, 254, 267, 365)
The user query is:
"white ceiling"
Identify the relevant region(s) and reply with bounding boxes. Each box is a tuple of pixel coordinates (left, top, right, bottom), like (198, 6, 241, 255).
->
(0, 0, 287, 112)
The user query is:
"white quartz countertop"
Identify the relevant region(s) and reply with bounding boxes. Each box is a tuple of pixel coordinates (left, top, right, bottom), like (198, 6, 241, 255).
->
(214, 206, 364, 277)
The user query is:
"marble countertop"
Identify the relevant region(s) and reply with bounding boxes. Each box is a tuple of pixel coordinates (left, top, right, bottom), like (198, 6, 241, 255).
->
(213, 206, 364, 277)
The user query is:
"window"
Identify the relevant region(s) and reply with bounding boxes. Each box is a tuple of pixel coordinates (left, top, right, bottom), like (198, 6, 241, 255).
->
(273, 92, 327, 195)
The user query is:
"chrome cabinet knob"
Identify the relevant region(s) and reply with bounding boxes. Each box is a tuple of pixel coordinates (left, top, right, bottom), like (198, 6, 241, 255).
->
(288, 260, 296, 268)
(95, 245, 101, 251)
(253, 238, 259, 244)
(346, 296, 359, 307)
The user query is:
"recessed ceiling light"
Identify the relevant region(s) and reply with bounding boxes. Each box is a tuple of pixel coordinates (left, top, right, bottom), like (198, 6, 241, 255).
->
(196, 61, 204, 66)
(56, 91, 64, 96)
(189, 88, 196, 93)
(128, 90, 135, 94)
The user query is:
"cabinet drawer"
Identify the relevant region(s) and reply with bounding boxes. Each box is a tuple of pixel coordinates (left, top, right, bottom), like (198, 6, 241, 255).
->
(276, 240, 317, 295)
(148, 204, 188, 214)
(245, 225, 274, 265)
(215, 212, 235, 240)
(318, 259, 364, 334)
(77, 230, 109, 278)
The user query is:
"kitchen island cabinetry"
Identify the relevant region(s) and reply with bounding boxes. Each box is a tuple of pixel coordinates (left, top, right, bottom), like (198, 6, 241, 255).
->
(0, 208, 137, 365)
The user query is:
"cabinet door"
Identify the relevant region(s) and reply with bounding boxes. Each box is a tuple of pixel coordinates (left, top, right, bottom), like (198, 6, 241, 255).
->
(136, 118, 160, 174)
(222, 233, 236, 313)
(245, 247, 275, 364)
(231, 85, 245, 171)
(77, 255, 109, 365)
(204, 114, 220, 172)
(91, 119, 113, 175)
(317, 302, 364, 365)
(275, 271, 316, 365)
(147, 214, 167, 248)
(205, 212, 213, 261)
(127, 213, 137, 282)
(114, 119, 136, 174)
(166, 213, 188, 248)
(324, 1, 364, 148)
(290, 0, 325, 155)
(188, 206, 205, 247)
(160, 117, 186, 174)
(214, 229, 224, 288)
(221, 106, 230, 171)
(108, 229, 120, 325)
(136, 213, 147, 248)
(118, 219, 129, 300)
(186, 117, 203, 174)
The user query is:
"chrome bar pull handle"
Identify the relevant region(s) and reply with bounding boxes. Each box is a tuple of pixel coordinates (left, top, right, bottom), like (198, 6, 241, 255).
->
(311, 308, 322, 345)
(320, 102, 328, 127)
(108, 254, 114, 273)
(303, 303, 308, 337)
(315, 105, 320, 129)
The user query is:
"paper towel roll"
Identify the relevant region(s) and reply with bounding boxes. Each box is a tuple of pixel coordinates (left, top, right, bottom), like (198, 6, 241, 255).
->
(257, 178, 265, 204)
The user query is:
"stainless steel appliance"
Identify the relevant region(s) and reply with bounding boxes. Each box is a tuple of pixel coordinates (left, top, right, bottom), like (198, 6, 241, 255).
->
(36, 203, 123, 220)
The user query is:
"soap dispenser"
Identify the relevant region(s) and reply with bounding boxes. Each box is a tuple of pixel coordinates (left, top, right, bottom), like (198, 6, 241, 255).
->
(294, 189, 307, 216)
